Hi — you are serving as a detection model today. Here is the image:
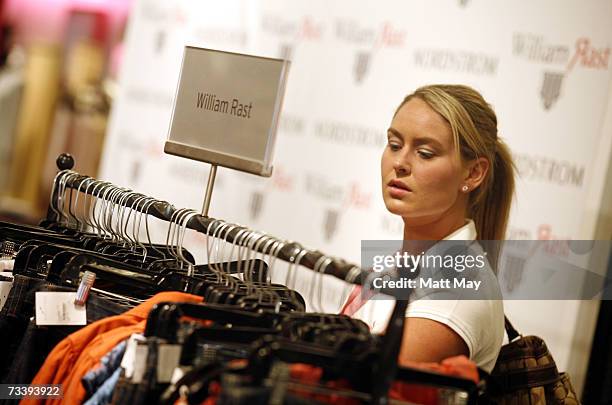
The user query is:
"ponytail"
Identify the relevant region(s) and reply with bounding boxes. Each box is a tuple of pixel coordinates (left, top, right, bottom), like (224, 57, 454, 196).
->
(471, 139, 516, 272)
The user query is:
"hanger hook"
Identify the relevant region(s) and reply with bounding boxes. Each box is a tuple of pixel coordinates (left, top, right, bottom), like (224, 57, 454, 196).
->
(284, 243, 302, 287)
(249, 234, 272, 285)
(87, 180, 102, 237)
(316, 257, 334, 313)
(71, 176, 91, 232)
(58, 172, 79, 227)
(235, 227, 254, 277)
(48, 169, 71, 221)
(177, 210, 198, 276)
(119, 190, 138, 247)
(142, 197, 166, 260)
(165, 208, 183, 264)
(104, 186, 121, 242)
(243, 231, 266, 291)
(65, 173, 82, 229)
(205, 218, 223, 283)
(54, 170, 70, 225)
(125, 194, 144, 252)
(309, 255, 329, 312)
(225, 226, 248, 275)
(130, 195, 148, 257)
(93, 182, 108, 237)
(80, 178, 98, 232)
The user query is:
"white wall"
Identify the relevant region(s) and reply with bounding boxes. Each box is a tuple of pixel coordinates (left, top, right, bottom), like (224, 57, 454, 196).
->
(99, 0, 612, 395)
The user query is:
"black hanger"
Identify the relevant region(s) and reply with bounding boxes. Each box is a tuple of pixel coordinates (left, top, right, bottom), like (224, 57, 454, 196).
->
(144, 302, 281, 340)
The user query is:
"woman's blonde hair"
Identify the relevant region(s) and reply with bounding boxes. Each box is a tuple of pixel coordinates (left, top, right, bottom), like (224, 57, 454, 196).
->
(396, 84, 516, 270)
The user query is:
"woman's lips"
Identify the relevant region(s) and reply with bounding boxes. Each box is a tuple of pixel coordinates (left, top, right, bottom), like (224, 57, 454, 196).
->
(387, 180, 412, 198)
(388, 185, 411, 198)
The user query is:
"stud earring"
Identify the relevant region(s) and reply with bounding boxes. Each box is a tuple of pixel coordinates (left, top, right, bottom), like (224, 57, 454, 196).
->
(462, 185, 469, 192)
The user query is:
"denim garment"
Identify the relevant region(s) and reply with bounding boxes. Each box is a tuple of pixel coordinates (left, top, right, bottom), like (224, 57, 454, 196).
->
(82, 340, 128, 397)
(84, 367, 122, 405)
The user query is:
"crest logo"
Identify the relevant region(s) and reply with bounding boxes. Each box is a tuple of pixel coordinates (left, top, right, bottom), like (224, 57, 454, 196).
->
(155, 30, 166, 54)
(249, 191, 264, 221)
(353, 51, 371, 84)
(540, 71, 564, 110)
(130, 160, 142, 184)
(501, 253, 525, 293)
(323, 209, 340, 241)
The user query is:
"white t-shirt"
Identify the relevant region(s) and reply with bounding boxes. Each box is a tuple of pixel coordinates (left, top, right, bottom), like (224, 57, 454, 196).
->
(346, 219, 504, 373)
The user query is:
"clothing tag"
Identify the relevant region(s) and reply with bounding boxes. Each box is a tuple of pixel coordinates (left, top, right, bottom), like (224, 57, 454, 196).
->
(132, 343, 149, 383)
(35, 292, 87, 326)
(74, 271, 96, 306)
(0, 273, 13, 311)
(157, 344, 182, 383)
(121, 333, 145, 378)
(0, 259, 14, 271)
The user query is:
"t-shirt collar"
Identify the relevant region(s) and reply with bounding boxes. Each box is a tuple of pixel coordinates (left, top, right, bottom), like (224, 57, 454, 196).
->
(442, 219, 477, 241)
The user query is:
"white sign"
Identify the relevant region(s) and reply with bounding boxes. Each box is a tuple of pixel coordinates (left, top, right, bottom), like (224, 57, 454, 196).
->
(165, 46, 290, 176)
(35, 292, 87, 326)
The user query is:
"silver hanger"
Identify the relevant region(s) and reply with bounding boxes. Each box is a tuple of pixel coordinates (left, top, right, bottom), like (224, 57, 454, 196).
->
(176, 209, 199, 275)
(80, 178, 99, 233)
(142, 197, 166, 260)
(309, 256, 331, 312)
(48, 170, 71, 222)
(70, 176, 91, 232)
(58, 172, 80, 227)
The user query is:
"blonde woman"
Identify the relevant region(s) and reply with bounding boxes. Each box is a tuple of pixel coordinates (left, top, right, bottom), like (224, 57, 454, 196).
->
(343, 84, 515, 372)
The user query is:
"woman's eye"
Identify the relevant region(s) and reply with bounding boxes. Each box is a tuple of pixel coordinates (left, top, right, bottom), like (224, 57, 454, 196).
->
(417, 150, 434, 159)
(387, 142, 402, 151)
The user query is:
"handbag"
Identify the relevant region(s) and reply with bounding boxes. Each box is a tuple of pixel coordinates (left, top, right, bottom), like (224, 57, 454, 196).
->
(481, 316, 581, 404)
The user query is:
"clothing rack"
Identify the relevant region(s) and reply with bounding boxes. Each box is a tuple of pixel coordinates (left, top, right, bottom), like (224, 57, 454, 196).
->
(49, 160, 369, 287)
(48, 154, 407, 404)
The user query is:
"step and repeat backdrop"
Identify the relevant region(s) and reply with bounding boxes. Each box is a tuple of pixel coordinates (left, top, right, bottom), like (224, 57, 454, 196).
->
(98, 0, 612, 393)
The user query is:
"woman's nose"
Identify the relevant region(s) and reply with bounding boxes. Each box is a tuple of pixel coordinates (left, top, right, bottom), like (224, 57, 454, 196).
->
(394, 159, 410, 175)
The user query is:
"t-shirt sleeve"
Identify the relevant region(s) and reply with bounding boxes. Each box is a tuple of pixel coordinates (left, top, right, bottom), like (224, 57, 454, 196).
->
(406, 299, 477, 358)
(405, 298, 504, 373)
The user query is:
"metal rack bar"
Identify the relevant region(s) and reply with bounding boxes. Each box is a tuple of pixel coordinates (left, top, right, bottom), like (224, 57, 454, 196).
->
(51, 171, 369, 286)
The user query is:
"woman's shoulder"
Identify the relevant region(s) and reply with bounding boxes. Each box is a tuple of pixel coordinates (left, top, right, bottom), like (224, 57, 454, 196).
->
(406, 298, 504, 372)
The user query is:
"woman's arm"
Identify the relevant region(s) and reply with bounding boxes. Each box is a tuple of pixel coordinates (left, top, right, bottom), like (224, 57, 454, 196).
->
(398, 317, 469, 365)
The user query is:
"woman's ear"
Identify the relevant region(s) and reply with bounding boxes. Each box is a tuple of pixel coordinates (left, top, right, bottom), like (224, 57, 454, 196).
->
(464, 157, 489, 190)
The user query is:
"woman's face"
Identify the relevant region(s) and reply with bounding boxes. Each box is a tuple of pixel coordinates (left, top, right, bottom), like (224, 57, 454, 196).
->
(381, 97, 468, 224)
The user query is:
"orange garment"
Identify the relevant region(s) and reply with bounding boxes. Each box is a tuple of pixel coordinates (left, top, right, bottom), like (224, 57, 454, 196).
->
(287, 356, 478, 405)
(389, 355, 479, 404)
(20, 291, 203, 405)
(193, 357, 477, 404)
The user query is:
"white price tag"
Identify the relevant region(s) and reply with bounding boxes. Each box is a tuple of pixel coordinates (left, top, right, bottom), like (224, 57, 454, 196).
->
(35, 292, 86, 326)
(0, 260, 14, 271)
(132, 343, 149, 383)
(121, 334, 145, 378)
(156, 344, 182, 383)
(0, 274, 13, 311)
